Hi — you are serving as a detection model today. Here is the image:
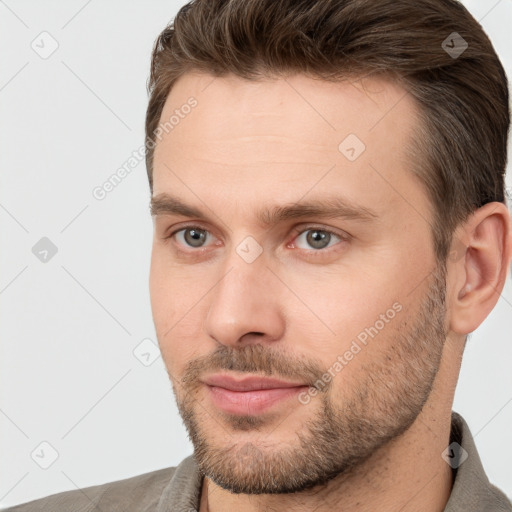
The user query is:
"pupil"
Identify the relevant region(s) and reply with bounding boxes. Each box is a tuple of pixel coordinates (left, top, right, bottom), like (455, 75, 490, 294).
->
(186, 228, 205, 247)
(308, 230, 329, 249)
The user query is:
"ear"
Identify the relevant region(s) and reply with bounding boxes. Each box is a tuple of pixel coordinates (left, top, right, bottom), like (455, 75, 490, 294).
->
(447, 201, 512, 335)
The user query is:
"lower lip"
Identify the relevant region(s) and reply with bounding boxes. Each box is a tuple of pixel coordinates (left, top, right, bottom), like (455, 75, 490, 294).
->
(206, 384, 309, 415)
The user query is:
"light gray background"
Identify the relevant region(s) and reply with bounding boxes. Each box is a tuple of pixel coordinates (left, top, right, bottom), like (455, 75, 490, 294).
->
(1, 0, 511, 508)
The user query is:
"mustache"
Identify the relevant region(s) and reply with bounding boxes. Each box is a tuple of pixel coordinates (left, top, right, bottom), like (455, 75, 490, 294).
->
(180, 343, 325, 389)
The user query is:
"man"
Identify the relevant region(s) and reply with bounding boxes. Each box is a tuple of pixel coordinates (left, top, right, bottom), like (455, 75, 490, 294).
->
(6, 0, 512, 510)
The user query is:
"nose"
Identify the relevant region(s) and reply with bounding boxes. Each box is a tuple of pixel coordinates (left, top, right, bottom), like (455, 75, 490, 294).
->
(204, 246, 286, 348)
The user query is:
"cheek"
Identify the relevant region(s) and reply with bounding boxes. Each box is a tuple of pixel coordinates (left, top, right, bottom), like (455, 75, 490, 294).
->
(281, 268, 403, 354)
(149, 250, 211, 374)
(149, 245, 190, 323)
(154, 312, 208, 382)
(159, 334, 202, 379)
(149, 249, 168, 325)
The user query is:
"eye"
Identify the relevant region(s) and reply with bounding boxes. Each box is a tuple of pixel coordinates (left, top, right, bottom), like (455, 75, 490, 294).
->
(164, 224, 349, 257)
(291, 227, 346, 251)
(172, 226, 212, 248)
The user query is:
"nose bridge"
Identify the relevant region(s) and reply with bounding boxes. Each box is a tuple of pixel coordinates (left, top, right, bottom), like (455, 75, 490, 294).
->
(204, 240, 284, 345)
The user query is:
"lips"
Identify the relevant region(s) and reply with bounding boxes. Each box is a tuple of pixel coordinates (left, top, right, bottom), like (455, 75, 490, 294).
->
(201, 373, 307, 391)
(201, 373, 310, 415)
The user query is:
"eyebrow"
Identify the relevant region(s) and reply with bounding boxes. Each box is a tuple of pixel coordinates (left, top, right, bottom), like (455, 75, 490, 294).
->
(150, 192, 378, 227)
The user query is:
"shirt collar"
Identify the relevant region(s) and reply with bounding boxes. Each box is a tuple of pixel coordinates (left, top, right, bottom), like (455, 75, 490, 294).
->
(443, 411, 505, 511)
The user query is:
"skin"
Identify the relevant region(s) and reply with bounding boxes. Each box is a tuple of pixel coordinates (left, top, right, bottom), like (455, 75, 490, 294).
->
(149, 71, 512, 512)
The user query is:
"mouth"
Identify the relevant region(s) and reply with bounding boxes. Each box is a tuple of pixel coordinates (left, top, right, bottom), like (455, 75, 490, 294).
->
(201, 373, 310, 415)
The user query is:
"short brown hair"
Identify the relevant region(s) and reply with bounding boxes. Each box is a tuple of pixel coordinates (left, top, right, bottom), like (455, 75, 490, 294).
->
(145, 0, 509, 261)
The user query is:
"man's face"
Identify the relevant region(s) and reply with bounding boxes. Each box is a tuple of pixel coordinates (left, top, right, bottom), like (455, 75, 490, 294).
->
(149, 72, 449, 493)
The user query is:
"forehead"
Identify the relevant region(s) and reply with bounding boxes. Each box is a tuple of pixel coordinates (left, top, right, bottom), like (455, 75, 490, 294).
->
(152, 71, 429, 226)
(156, 71, 416, 142)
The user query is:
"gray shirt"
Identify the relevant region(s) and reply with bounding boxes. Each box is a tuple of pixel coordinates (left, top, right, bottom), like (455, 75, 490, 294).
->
(4, 411, 512, 511)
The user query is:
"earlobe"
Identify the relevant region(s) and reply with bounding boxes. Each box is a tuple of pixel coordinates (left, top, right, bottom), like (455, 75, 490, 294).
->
(448, 202, 512, 335)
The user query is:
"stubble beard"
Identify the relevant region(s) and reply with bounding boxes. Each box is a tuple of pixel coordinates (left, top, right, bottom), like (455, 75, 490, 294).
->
(170, 263, 448, 494)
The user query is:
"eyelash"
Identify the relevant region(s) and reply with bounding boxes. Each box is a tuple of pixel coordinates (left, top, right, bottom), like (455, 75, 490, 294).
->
(162, 224, 350, 259)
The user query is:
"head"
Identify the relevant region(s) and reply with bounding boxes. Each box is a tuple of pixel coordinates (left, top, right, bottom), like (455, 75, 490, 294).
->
(146, 0, 511, 495)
